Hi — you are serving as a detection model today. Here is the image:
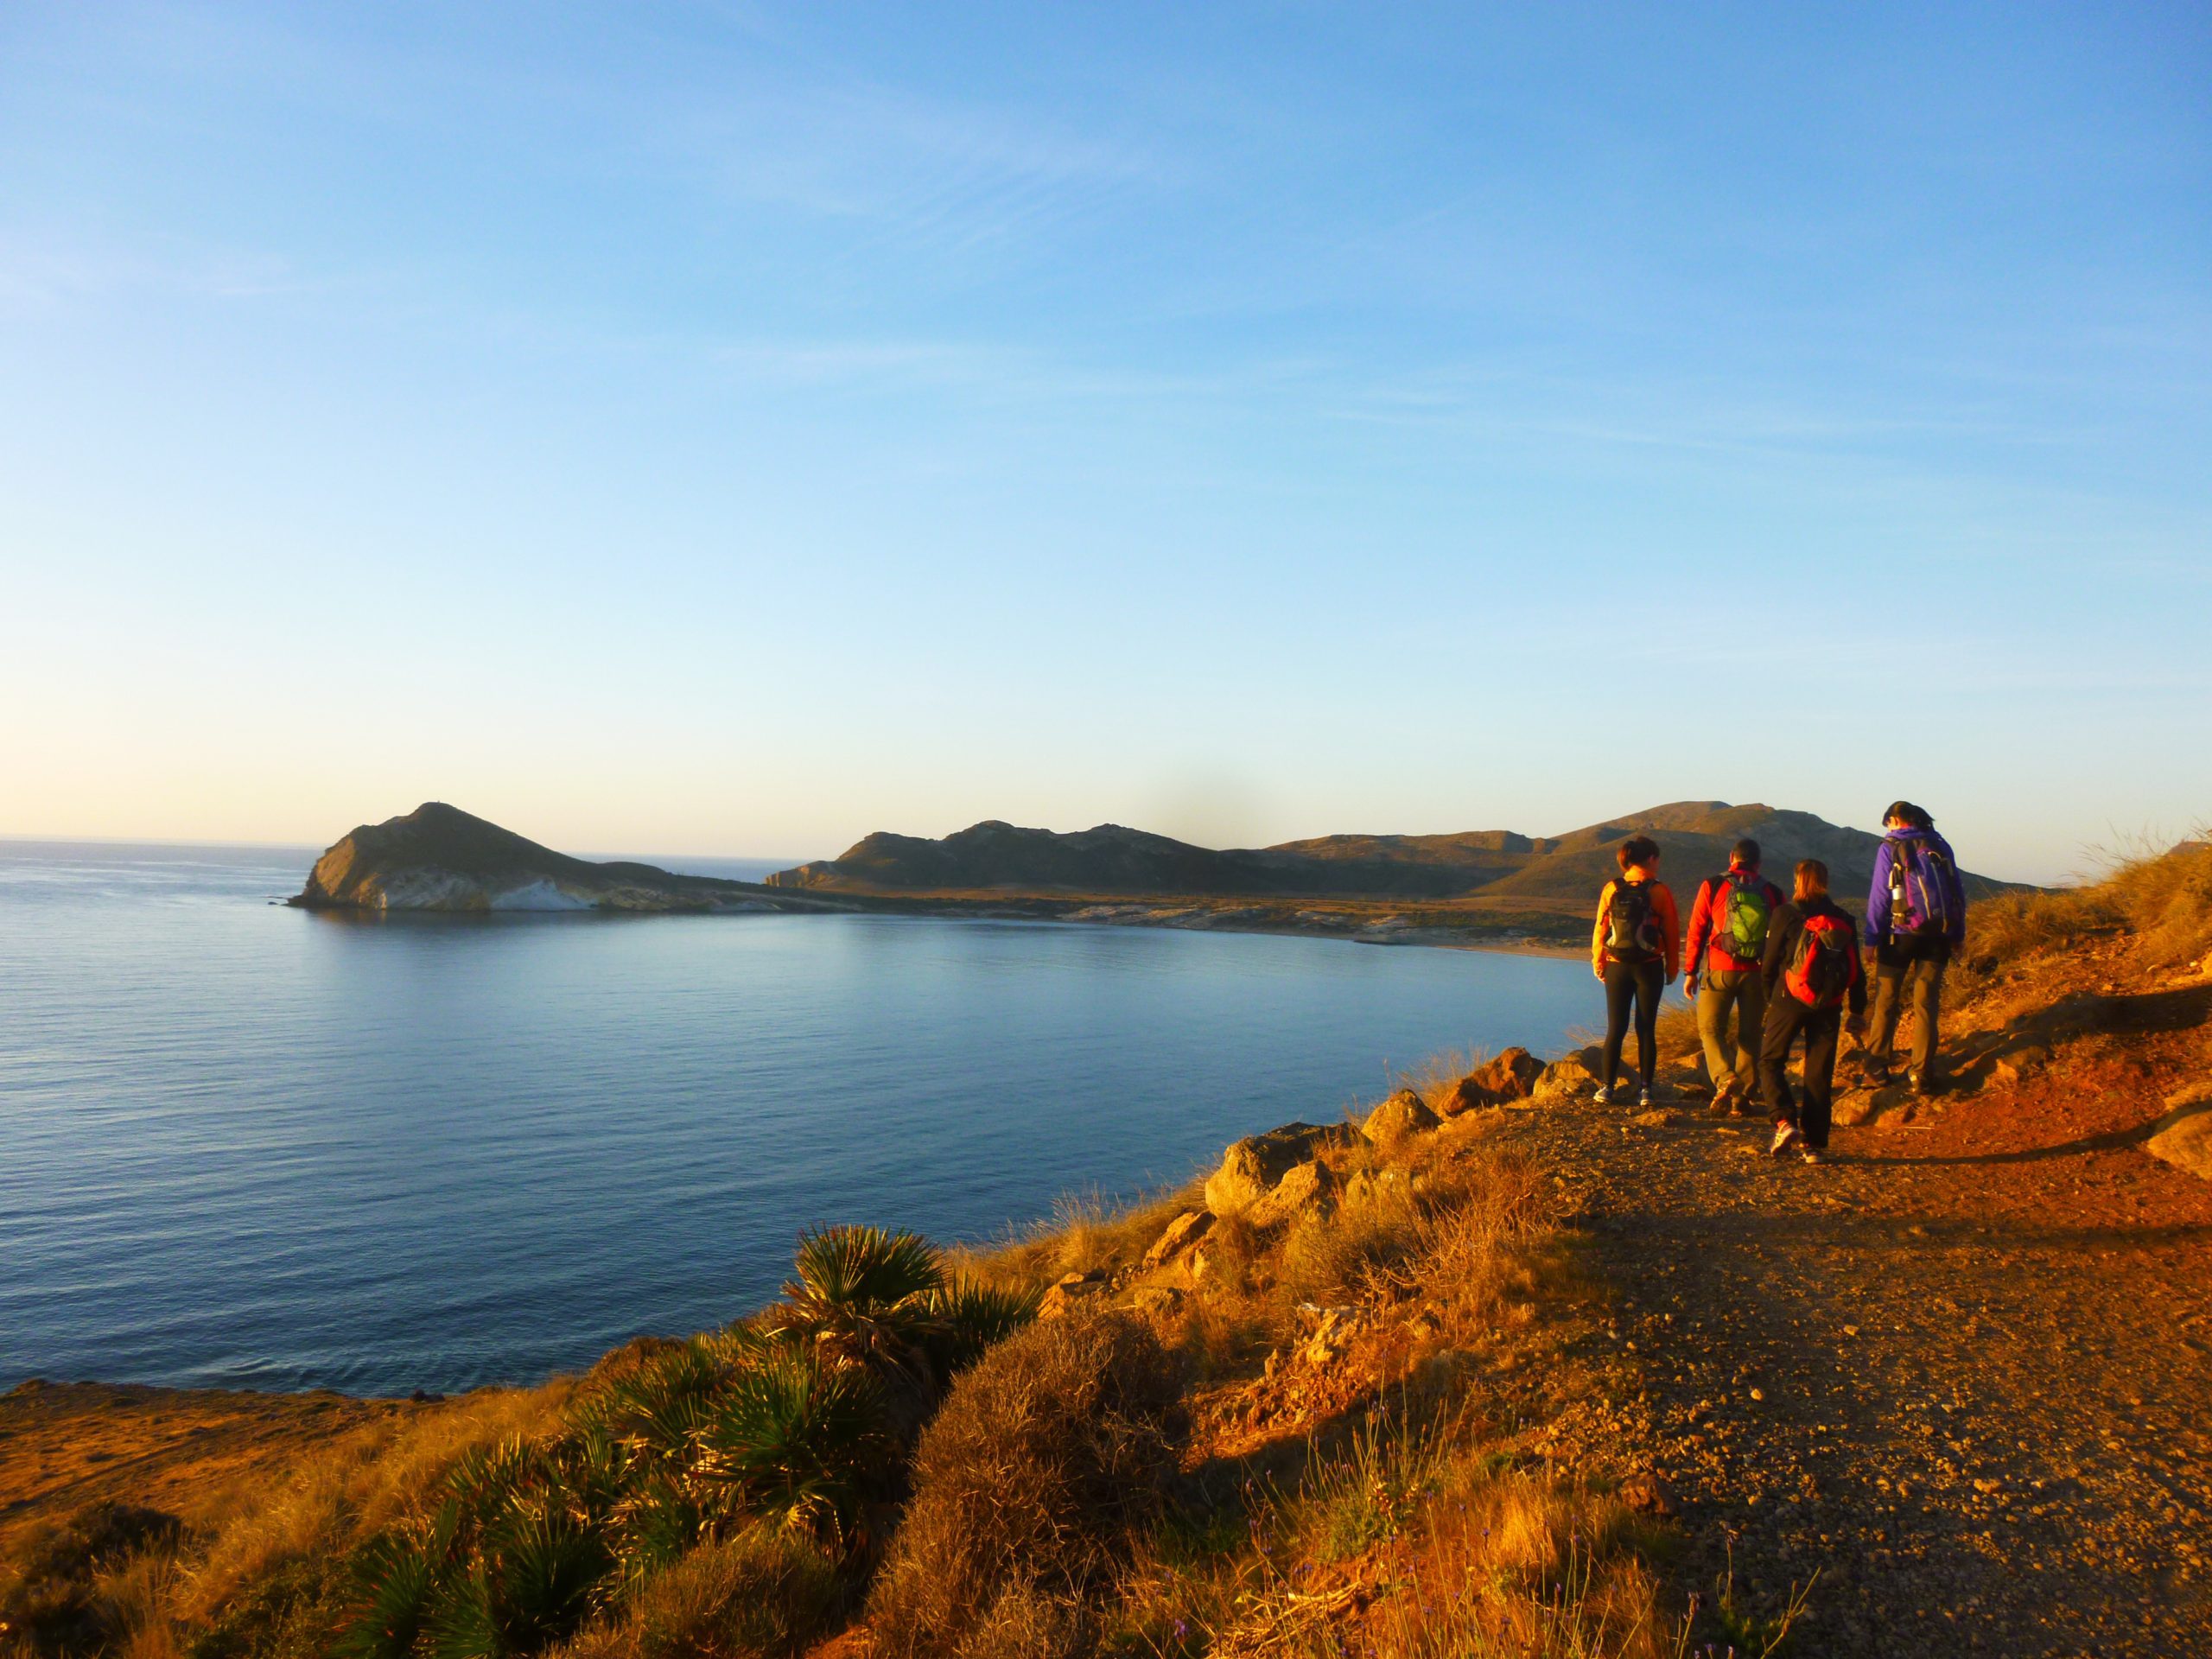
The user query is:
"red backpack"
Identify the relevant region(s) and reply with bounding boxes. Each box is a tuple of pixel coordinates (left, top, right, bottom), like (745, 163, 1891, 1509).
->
(1784, 911, 1859, 1008)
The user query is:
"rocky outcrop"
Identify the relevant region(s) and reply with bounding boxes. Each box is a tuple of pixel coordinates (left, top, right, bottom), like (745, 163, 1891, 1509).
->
(1204, 1122, 1364, 1217)
(292, 804, 804, 915)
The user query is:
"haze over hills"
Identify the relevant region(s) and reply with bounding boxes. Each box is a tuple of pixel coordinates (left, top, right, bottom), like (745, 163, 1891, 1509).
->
(766, 801, 2010, 909)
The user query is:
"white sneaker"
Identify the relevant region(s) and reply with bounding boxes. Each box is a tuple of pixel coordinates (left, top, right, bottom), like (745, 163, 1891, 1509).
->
(1592, 1084, 1611, 1105)
(1770, 1122, 1802, 1158)
(1638, 1087, 1655, 1109)
(1800, 1146, 1825, 1166)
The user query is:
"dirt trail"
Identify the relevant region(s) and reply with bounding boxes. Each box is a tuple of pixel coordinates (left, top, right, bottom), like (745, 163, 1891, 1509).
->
(1497, 987, 2212, 1656)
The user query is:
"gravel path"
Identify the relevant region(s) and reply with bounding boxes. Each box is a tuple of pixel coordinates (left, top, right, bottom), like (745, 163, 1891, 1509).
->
(1497, 1031, 2212, 1656)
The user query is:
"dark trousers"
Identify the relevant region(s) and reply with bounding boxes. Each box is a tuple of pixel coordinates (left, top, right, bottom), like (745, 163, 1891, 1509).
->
(1601, 959, 1663, 1090)
(1761, 993, 1841, 1148)
(1870, 949, 1946, 1076)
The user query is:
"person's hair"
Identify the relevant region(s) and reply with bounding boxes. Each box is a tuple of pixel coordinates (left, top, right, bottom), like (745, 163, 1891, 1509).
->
(1884, 800, 1932, 830)
(1618, 835, 1661, 870)
(1794, 858, 1830, 901)
(1730, 838, 1760, 869)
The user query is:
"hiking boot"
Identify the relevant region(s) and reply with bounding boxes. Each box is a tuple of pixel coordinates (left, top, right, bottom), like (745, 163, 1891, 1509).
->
(1908, 1070, 1934, 1096)
(1638, 1086, 1655, 1109)
(1770, 1122, 1802, 1158)
(1709, 1084, 1736, 1115)
(1592, 1084, 1611, 1106)
(1800, 1146, 1825, 1166)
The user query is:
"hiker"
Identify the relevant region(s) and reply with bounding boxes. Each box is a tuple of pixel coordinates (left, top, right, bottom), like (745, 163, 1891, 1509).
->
(1760, 858, 1866, 1165)
(1590, 835, 1680, 1108)
(1865, 801, 1967, 1094)
(1681, 837, 1786, 1115)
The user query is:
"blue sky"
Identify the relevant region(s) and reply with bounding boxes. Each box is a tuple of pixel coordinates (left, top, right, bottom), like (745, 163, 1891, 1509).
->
(2, 3, 2205, 881)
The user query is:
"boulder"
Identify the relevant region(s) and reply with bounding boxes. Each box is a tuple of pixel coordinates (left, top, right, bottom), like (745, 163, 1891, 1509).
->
(1141, 1210, 1213, 1271)
(1443, 1046, 1544, 1113)
(1249, 1158, 1337, 1229)
(2147, 1082, 2212, 1183)
(1532, 1054, 1599, 1103)
(1204, 1121, 1364, 1217)
(1363, 1088, 1441, 1144)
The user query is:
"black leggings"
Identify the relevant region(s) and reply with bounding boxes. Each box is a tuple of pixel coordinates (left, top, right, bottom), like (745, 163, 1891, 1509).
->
(1601, 959, 1663, 1090)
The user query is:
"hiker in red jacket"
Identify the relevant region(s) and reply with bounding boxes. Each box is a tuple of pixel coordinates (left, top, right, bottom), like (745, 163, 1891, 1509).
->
(1681, 837, 1786, 1115)
(1759, 858, 1867, 1166)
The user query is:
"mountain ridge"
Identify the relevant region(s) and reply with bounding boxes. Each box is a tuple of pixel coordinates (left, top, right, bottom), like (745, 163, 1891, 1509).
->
(766, 800, 2011, 908)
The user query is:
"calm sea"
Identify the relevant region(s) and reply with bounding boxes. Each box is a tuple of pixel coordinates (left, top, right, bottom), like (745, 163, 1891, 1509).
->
(0, 841, 1597, 1397)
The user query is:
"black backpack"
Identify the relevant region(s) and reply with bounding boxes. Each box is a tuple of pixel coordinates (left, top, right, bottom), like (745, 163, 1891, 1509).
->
(1605, 878, 1662, 961)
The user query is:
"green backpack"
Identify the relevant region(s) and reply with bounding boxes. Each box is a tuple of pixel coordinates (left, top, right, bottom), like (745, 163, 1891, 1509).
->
(1717, 872, 1772, 964)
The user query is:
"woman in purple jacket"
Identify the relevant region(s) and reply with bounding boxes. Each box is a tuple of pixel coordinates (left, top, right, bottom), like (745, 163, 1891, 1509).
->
(1864, 801, 1967, 1094)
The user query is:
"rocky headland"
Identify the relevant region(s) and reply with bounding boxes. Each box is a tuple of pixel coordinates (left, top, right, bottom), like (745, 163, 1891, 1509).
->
(291, 802, 836, 914)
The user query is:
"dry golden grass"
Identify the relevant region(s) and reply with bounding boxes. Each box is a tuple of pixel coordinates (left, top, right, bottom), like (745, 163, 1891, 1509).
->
(546, 1528, 840, 1659)
(1964, 833, 2212, 973)
(865, 1312, 1181, 1656)
(950, 1183, 1204, 1295)
(165, 1381, 575, 1630)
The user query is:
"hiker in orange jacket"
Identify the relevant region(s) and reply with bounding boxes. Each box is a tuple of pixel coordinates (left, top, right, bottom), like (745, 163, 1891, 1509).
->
(1590, 835, 1680, 1108)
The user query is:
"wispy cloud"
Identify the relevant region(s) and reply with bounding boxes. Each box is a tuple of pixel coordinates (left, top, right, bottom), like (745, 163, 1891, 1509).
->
(0, 232, 349, 318)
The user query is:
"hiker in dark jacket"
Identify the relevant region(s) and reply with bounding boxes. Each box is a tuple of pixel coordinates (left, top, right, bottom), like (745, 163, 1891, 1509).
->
(1864, 801, 1967, 1094)
(1760, 858, 1867, 1165)
(1681, 837, 1786, 1116)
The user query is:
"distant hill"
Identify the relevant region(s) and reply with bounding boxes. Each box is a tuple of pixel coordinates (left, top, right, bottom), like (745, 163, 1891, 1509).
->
(766, 802, 2016, 910)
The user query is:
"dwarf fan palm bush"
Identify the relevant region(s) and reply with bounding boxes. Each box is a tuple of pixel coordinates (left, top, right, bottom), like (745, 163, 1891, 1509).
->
(692, 1351, 893, 1549)
(758, 1227, 1041, 1427)
(423, 1504, 614, 1659)
(760, 1227, 946, 1392)
(577, 1340, 731, 1469)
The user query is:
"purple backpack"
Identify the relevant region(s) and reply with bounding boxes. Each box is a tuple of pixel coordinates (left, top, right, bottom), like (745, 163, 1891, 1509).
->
(1888, 840, 1955, 936)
